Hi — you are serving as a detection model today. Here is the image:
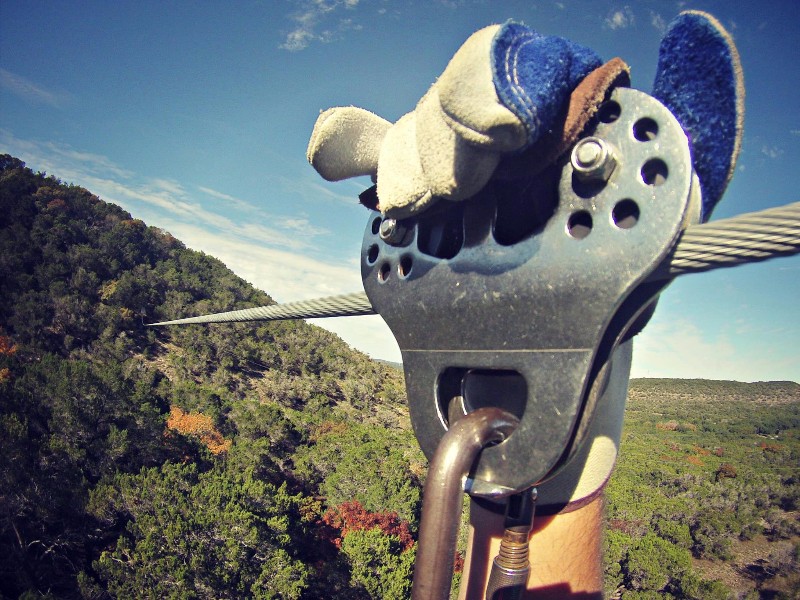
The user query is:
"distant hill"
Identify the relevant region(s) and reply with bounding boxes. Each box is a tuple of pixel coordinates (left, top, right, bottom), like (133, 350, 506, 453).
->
(375, 358, 403, 371)
(630, 378, 800, 406)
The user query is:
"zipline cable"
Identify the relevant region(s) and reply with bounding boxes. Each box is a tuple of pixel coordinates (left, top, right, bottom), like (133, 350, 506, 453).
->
(669, 201, 800, 276)
(149, 202, 800, 326)
(150, 291, 376, 325)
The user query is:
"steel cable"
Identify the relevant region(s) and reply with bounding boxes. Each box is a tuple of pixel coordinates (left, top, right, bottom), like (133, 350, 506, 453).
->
(150, 202, 800, 326)
(149, 291, 375, 325)
(669, 202, 800, 276)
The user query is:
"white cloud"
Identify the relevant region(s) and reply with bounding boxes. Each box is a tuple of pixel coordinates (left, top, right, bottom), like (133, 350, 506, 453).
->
(0, 68, 70, 108)
(761, 145, 783, 159)
(196, 184, 328, 235)
(281, 29, 316, 52)
(650, 11, 666, 33)
(632, 318, 735, 378)
(0, 129, 131, 179)
(280, 0, 364, 51)
(310, 314, 400, 362)
(604, 6, 635, 30)
(89, 175, 325, 251)
(197, 185, 259, 212)
(630, 316, 798, 382)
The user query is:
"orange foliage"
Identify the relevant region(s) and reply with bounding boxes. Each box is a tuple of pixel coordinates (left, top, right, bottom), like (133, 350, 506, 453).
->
(46, 198, 67, 211)
(0, 331, 17, 383)
(120, 218, 145, 229)
(686, 455, 704, 466)
(609, 518, 646, 535)
(0, 332, 18, 356)
(759, 441, 782, 453)
(166, 406, 231, 455)
(321, 500, 414, 551)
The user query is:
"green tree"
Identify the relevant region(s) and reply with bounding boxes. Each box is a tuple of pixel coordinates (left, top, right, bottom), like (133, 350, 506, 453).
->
(90, 463, 309, 599)
(294, 422, 422, 524)
(340, 528, 416, 600)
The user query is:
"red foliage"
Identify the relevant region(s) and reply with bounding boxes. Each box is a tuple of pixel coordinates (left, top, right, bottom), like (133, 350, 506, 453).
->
(453, 551, 465, 574)
(321, 500, 415, 551)
(0, 330, 17, 383)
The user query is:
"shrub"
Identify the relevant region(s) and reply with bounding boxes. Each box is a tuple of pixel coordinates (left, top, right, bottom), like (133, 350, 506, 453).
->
(715, 462, 738, 481)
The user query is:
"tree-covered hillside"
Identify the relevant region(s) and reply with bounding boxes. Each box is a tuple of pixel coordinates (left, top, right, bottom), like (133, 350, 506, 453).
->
(1, 155, 797, 599)
(0, 155, 421, 599)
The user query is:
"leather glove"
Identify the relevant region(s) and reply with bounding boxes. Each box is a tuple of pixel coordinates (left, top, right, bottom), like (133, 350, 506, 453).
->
(307, 21, 610, 218)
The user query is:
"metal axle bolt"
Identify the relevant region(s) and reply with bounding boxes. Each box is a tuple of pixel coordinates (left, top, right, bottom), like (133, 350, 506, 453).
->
(571, 137, 617, 183)
(379, 218, 407, 245)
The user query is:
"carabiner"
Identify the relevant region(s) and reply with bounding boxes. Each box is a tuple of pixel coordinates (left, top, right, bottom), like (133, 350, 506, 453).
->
(412, 407, 519, 600)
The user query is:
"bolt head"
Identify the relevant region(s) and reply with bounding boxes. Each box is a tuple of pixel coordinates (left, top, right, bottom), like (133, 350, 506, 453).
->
(575, 140, 603, 168)
(571, 137, 617, 183)
(379, 218, 407, 245)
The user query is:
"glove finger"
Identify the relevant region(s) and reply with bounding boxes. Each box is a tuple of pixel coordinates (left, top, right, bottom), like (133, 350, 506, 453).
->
(307, 107, 390, 181)
(495, 57, 630, 181)
(416, 87, 501, 201)
(377, 112, 436, 218)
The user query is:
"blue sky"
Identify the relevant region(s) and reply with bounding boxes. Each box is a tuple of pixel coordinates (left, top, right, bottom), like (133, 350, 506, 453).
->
(1, 0, 797, 382)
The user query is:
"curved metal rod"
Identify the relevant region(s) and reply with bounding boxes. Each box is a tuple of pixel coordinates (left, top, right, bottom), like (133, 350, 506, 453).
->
(412, 407, 519, 600)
